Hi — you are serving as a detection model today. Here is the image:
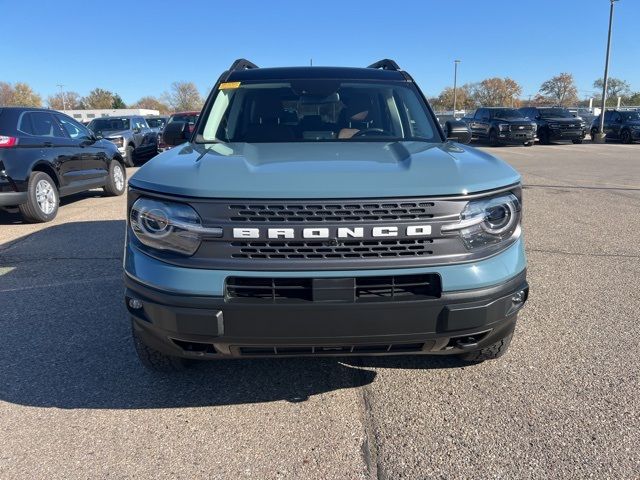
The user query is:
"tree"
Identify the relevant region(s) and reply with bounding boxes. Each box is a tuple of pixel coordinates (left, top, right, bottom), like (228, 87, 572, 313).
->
(593, 77, 631, 100)
(163, 81, 202, 112)
(469, 78, 522, 107)
(430, 84, 475, 112)
(111, 94, 127, 109)
(538, 73, 578, 106)
(131, 96, 170, 114)
(0, 82, 42, 107)
(47, 91, 82, 110)
(625, 92, 640, 106)
(82, 88, 115, 109)
(0, 82, 13, 106)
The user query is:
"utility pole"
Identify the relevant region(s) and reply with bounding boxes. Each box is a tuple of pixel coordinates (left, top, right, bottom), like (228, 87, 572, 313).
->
(56, 84, 66, 111)
(452, 60, 460, 116)
(595, 0, 619, 143)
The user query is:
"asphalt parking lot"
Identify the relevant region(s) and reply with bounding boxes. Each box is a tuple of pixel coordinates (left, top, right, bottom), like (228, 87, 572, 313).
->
(1, 141, 639, 479)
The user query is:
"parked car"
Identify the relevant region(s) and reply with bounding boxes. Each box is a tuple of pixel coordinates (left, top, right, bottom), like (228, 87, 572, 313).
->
(157, 111, 199, 152)
(87, 115, 157, 166)
(125, 58, 528, 372)
(518, 107, 586, 144)
(590, 110, 640, 144)
(145, 116, 168, 134)
(463, 107, 536, 146)
(0, 107, 126, 222)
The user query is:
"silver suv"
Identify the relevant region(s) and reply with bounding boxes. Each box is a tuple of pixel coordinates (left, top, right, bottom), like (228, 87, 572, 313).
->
(87, 116, 157, 166)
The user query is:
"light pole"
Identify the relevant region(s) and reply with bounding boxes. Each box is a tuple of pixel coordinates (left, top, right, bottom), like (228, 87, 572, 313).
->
(595, 0, 619, 143)
(56, 84, 66, 111)
(452, 60, 460, 116)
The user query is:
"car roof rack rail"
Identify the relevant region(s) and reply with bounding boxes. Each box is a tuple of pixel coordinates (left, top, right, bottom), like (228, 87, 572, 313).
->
(367, 59, 401, 71)
(229, 58, 259, 72)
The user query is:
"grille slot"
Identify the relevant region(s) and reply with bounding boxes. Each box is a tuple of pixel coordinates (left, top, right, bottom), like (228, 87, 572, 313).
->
(230, 239, 434, 260)
(228, 202, 436, 222)
(226, 274, 441, 303)
(237, 343, 425, 356)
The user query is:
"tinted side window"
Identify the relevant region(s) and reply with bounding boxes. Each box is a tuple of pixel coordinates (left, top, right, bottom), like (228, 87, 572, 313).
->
(56, 114, 92, 140)
(18, 112, 65, 138)
(134, 117, 148, 130)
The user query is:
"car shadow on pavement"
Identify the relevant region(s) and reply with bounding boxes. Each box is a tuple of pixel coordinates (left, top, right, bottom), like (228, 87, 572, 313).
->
(0, 220, 463, 410)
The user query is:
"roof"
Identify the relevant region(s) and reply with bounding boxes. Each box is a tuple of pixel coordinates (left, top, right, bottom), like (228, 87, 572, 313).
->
(227, 66, 406, 82)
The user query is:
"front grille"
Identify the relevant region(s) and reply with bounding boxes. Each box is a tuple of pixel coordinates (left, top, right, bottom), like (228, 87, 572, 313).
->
(237, 343, 426, 356)
(230, 239, 434, 260)
(227, 201, 436, 222)
(226, 273, 441, 303)
(510, 125, 534, 131)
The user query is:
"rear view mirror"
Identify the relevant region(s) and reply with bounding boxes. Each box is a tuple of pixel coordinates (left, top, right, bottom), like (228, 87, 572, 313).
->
(445, 120, 472, 144)
(162, 121, 191, 147)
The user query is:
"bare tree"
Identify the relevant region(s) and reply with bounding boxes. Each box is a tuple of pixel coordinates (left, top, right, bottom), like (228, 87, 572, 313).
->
(131, 96, 171, 114)
(163, 81, 203, 112)
(539, 73, 579, 106)
(593, 77, 631, 100)
(47, 91, 82, 110)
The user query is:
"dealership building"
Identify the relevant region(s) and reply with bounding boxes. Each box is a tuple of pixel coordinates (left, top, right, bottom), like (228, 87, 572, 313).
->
(57, 108, 160, 122)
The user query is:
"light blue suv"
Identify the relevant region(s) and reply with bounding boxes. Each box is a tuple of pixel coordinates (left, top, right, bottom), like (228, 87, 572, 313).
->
(124, 59, 528, 371)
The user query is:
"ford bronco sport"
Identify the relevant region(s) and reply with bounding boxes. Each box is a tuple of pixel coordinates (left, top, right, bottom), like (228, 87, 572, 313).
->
(124, 59, 528, 371)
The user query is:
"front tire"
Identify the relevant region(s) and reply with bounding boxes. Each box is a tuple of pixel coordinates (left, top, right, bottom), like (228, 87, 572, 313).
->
(132, 326, 189, 372)
(621, 130, 633, 144)
(103, 161, 126, 196)
(18, 171, 59, 223)
(458, 331, 513, 363)
(538, 129, 551, 145)
(524, 141, 534, 147)
(489, 129, 500, 147)
(572, 138, 583, 144)
(124, 144, 135, 167)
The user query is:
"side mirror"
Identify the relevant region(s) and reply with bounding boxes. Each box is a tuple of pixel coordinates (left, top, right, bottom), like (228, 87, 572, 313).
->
(162, 121, 191, 147)
(445, 120, 472, 144)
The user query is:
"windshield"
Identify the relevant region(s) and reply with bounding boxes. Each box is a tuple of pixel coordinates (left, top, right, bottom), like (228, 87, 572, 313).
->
(146, 118, 166, 128)
(199, 80, 440, 143)
(492, 109, 523, 119)
(88, 118, 130, 132)
(538, 108, 573, 118)
(169, 114, 198, 124)
(621, 112, 640, 122)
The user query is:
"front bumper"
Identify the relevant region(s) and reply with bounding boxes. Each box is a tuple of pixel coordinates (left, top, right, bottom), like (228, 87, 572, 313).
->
(497, 131, 535, 144)
(548, 128, 585, 140)
(125, 237, 528, 358)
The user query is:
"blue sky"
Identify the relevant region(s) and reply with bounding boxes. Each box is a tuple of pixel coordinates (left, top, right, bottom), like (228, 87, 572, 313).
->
(2, 0, 638, 104)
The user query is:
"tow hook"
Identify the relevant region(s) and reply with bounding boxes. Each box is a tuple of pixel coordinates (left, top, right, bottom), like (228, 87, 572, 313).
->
(454, 336, 479, 350)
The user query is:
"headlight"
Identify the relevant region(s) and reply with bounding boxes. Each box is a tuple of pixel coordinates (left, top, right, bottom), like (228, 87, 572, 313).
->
(441, 193, 521, 250)
(130, 198, 221, 256)
(498, 124, 510, 132)
(110, 136, 124, 147)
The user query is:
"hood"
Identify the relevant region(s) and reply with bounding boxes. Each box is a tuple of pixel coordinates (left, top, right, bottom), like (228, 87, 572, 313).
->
(494, 116, 532, 123)
(540, 117, 581, 124)
(98, 129, 129, 138)
(129, 141, 521, 199)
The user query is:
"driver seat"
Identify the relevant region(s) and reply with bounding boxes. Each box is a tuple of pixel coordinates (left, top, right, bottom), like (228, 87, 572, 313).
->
(338, 94, 373, 139)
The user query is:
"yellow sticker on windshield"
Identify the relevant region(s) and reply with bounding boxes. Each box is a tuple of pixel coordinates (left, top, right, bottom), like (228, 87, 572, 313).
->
(219, 81, 241, 90)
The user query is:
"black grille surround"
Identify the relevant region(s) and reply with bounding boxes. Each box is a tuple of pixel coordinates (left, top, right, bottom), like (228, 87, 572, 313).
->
(127, 186, 522, 271)
(226, 273, 442, 303)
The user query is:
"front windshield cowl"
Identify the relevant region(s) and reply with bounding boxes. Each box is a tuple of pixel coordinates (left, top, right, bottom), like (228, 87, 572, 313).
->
(197, 79, 442, 144)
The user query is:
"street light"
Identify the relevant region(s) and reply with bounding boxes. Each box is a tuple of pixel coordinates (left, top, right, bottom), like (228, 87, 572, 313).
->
(56, 84, 66, 111)
(452, 60, 461, 116)
(595, 0, 620, 143)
